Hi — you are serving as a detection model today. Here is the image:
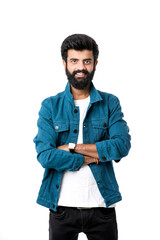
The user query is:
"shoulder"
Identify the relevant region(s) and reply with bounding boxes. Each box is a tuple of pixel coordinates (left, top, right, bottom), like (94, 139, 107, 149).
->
(97, 89, 120, 104)
(39, 90, 65, 118)
(41, 90, 65, 106)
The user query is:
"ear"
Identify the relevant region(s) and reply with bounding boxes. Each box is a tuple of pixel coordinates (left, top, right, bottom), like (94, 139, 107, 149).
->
(94, 60, 98, 70)
(63, 60, 66, 70)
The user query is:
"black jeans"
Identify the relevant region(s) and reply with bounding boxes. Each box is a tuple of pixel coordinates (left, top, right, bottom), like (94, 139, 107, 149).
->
(49, 206, 118, 240)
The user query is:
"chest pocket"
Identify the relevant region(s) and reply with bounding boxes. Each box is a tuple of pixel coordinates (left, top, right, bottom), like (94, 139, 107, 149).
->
(92, 119, 109, 142)
(53, 121, 70, 146)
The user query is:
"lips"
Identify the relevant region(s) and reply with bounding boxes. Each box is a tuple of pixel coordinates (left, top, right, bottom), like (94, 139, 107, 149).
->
(75, 72, 86, 78)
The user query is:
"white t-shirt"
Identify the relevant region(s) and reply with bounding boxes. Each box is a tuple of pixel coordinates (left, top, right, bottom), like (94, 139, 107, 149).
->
(58, 96, 115, 208)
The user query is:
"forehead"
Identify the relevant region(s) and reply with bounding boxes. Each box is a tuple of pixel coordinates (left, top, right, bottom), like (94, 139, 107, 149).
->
(67, 49, 94, 60)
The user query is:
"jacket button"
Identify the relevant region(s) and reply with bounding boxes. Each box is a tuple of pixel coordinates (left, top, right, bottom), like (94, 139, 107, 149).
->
(55, 126, 59, 130)
(74, 109, 78, 113)
(102, 156, 106, 161)
(74, 129, 78, 133)
(56, 184, 59, 189)
(103, 123, 107, 127)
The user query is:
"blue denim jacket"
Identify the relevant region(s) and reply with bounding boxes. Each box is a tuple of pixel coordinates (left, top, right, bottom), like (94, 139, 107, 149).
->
(33, 82, 131, 211)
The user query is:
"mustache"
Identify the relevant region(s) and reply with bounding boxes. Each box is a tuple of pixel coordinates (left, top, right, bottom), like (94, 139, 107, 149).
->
(73, 69, 89, 76)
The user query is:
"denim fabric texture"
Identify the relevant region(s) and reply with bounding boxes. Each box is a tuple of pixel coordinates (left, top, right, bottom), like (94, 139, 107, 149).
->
(33, 82, 131, 211)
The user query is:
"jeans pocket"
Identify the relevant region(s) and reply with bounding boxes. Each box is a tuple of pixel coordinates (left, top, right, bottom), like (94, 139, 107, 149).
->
(50, 206, 66, 219)
(96, 207, 115, 219)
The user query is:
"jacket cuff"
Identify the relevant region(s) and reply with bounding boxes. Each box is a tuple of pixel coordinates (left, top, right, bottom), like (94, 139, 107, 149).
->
(96, 141, 110, 162)
(72, 153, 84, 171)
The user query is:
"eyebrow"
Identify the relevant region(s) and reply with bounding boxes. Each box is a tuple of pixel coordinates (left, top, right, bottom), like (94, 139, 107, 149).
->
(84, 58, 93, 61)
(70, 58, 93, 61)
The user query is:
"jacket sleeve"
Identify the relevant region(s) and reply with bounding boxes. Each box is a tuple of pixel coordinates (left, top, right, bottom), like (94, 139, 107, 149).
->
(96, 95, 131, 162)
(33, 98, 84, 172)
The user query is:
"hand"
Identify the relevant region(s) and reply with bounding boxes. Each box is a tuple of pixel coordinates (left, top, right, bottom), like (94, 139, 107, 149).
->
(57, 144, 70, 152)
(84, 156, 100, 165)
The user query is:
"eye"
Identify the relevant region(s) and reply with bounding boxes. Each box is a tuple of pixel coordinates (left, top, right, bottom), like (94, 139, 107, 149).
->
(84, 60, 92, 64)
(70, 59, 77, 63)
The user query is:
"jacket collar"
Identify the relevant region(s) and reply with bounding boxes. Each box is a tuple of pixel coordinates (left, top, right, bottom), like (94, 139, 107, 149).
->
(64, 82, 103, 104)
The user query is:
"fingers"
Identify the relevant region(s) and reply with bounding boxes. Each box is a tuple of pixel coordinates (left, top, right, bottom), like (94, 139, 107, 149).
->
(84, 156, 100, 165)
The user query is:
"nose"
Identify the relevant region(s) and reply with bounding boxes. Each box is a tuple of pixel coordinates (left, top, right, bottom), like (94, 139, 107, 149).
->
(77, 60, 86, 70)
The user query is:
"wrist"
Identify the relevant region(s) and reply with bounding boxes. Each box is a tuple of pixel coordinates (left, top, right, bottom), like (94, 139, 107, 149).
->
(68, 143, 76, 153)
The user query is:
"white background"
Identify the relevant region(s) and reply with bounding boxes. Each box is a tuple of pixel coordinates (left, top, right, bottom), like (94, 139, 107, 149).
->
(0, 0, 160, 239)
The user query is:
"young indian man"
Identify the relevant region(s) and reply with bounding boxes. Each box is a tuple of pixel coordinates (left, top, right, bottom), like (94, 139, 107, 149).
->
(33, 34, 131, 240)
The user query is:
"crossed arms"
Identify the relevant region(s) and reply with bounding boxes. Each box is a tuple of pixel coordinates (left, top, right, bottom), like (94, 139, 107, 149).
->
(57, 143, 100, 165)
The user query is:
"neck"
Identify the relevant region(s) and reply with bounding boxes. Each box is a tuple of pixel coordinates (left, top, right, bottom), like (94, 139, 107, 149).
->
(70, 84, 91, 100)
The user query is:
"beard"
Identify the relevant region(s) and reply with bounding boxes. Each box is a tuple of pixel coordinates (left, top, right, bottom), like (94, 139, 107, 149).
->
(65, 66, 95, 90)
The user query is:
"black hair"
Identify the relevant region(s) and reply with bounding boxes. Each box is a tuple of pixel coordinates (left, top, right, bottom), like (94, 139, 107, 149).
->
(61, 34, 99, 63)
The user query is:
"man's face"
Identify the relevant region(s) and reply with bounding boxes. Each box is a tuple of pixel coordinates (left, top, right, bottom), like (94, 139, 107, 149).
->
(63, 49, 98, 90)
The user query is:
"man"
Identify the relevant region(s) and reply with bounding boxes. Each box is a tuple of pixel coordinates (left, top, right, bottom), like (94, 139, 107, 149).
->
(33, 34, 131, 240)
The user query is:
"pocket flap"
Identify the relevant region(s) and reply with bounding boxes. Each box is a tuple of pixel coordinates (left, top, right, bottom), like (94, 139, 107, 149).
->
(53, 122, 69, 132)
(92, 119, 108, 129)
